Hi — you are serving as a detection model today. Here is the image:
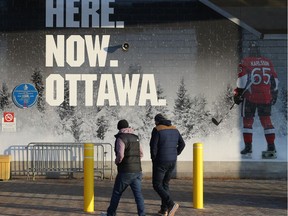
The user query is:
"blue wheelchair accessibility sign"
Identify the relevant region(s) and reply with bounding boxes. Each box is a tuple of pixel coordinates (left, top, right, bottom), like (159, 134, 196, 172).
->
(12, 83, 38, 109)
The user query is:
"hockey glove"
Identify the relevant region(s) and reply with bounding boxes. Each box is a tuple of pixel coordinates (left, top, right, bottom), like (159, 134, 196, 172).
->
(233, 88, 244, 105)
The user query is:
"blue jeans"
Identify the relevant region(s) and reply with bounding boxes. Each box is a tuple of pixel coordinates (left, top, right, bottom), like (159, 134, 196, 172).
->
(152, 162, 176, 211)
(107, 172, 145, 216)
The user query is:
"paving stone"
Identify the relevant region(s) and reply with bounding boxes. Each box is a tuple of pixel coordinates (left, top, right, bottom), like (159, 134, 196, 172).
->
(0, 178, 286, 216)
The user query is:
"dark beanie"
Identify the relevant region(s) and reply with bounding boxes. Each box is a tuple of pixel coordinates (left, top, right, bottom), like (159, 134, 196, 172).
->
(117, 119, 129, 130)
(154, 113, 167, 123)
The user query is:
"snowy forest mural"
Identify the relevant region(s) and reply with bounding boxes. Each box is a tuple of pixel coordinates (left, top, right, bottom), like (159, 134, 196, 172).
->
(0, 64, 287, 162)
(0, 0, 287, 164)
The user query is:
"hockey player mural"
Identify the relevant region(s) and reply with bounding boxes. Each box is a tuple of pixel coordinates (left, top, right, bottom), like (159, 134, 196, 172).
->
(233, 43, 279, 159)
(0, 0, 286, 182)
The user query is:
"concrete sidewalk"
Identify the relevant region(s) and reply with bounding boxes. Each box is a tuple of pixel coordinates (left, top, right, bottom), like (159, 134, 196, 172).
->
(0, 178, 287, 216)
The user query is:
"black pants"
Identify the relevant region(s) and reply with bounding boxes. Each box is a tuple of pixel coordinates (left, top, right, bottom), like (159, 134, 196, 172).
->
(152, 162, 176, 211)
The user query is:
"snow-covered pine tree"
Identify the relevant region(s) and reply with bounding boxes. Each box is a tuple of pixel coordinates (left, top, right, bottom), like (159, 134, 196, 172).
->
(279, 87, 287, 121)
(55, 81, 77, 138)
(70, 115, 84, 142)
(173, 78, 192, 139)
(103, 105, 119, 139)
(0, 82, 11, 110)
(57, 81, 75, 121)
(96, 115, 109, 140)
(188, 95, 211, 138)
(31, 68, 45, 113)
(174, 78, 192, 113)
(274, 87, 288, 136)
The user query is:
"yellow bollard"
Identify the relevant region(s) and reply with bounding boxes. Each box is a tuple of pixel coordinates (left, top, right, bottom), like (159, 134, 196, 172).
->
(84, 143, 94, 213)
(193, 143, 203, 209)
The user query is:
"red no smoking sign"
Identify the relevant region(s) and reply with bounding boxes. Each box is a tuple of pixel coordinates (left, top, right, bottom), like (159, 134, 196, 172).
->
(3, 112, 14, 122)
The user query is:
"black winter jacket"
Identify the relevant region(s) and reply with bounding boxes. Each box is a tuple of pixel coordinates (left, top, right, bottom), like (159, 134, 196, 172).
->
(149, 119, 185, 163)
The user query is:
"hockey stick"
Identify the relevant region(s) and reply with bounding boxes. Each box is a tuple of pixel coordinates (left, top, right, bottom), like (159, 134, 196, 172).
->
(212, 81, 253, 126)
(212, 103, 236, 126)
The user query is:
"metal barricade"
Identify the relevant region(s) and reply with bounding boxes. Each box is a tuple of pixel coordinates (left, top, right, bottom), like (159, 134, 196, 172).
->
(92, 143, 113, 180)
(4, 145, 27, 176)
(25, 142, 113, 180)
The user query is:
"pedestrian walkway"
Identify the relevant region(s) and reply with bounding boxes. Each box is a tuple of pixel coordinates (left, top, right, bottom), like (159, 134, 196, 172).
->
(0, 178, 286, 216)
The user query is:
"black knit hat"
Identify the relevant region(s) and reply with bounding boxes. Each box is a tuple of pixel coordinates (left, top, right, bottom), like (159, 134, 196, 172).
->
(154, 113, 167, 123)
(117, 119, 129, 130)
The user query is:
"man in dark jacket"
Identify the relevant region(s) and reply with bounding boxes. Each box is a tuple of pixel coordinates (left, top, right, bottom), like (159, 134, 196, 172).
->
(101, 119, 145, 216)
(149, 114, 186, 216)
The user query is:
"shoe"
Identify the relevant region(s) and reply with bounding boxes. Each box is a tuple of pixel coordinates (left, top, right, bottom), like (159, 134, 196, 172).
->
(100, 212, 107, 216)
(157, 209, 168, 216)
(168, 203, 179, 216)
(240, 144, 252, 155)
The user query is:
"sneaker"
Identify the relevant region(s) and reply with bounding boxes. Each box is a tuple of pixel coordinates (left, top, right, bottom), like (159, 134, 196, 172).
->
(168, 203, 179, 216)
(100, 213, 107, 216)
(157, 209, 168, 216)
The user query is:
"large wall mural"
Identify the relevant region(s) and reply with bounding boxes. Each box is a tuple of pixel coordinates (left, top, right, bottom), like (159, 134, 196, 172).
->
(0, 0, 287, 165)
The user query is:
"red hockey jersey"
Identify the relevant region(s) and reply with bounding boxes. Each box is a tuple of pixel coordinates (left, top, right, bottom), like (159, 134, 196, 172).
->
(236, 56, 279, 104)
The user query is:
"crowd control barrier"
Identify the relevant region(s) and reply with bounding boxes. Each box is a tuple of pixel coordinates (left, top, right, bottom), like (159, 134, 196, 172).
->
(23, 142, 113, 180)
(4, 146, 27, 176)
